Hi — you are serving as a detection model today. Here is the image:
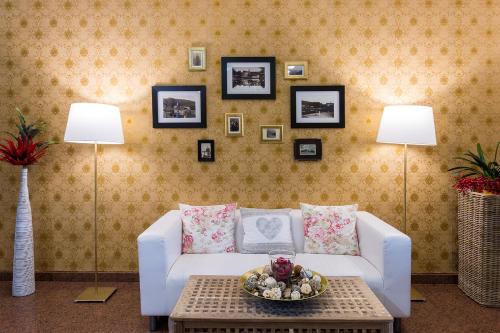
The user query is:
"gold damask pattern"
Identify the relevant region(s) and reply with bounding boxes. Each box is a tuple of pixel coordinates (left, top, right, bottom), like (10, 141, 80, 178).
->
(0, 0, 498, 273)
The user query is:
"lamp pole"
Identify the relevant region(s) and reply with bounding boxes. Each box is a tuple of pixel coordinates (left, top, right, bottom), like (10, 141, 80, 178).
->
(94, 143, 98, 293)
(403, 144, 407, 232)
(74, 142, 116, 302)
(403, 143, 426, 302)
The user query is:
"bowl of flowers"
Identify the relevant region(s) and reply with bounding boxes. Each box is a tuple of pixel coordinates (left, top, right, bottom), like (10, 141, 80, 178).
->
(240, 251, 328, 301)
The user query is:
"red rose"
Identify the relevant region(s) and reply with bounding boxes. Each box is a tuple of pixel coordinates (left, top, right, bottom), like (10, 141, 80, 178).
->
(271, 257, 294, 282)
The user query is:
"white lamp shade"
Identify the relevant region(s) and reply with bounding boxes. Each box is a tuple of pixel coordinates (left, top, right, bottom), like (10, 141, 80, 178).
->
(376, 105, 436, 146)
(64, 103, 124, 144)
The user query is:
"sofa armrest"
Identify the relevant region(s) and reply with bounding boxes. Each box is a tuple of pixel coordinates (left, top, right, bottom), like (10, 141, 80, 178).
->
(356, 211, 411, 318)
(137, 210, 182, 316)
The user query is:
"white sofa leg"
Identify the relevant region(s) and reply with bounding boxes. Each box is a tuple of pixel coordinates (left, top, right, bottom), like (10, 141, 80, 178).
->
(149, 316, 160, 332)
(394, 318, 402, 333)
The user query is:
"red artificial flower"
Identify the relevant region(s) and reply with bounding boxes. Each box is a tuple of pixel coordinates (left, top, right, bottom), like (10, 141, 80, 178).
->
(453, 176, 500, 195)
(0, 136, 49, 166)
(0, 110, 55, 166)
(272, 257, 294, 282)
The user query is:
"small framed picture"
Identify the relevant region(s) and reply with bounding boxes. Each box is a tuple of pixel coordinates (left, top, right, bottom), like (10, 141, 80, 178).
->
(221, 57, 276, 99)
(291, 85, 345, 128)
(294, 139, 322, 161)
(260, 125, 283, 143)
(152, 85, 206, 128)
(225, 113, 244, 137)
(198, 140, 214, 162)
(284, 61, 308, 79)
(188, 47, 206, 71)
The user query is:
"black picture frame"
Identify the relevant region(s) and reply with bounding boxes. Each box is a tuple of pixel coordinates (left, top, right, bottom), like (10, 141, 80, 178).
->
(152, 85, 206, 128)
(198, 140, 215, 162)
(221, 57, 276, 99)
(294, 139, 322, 161)
(291, 85, 345, 128)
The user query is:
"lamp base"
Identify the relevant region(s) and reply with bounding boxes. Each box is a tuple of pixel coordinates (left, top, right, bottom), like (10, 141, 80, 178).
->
(74, 287, 117, 303)
(411, 286, 426, 302)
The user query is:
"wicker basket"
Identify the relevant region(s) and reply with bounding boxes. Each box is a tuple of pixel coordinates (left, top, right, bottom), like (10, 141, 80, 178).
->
(457, 191, 500, 307)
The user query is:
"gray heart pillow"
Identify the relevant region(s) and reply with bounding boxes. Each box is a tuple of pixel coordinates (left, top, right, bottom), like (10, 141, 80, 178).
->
(239, 208, 294, 254)
(256, 217, 283, 240)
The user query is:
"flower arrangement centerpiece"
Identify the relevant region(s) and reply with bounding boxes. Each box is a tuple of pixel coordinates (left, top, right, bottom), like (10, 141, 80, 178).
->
(242, 250, 326, 301)
(269, 250, 295, 282)
(0, 110, 55, 297)
(448, 142, 500, 195)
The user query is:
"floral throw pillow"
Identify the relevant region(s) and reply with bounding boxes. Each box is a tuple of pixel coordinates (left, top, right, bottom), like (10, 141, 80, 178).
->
(300, 203, 360, 255)
(179, 203, 237, 254)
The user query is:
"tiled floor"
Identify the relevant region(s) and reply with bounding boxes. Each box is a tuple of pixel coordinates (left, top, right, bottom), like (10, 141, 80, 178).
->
(0, 281, 152, 332)
(0, 282, 499, 333)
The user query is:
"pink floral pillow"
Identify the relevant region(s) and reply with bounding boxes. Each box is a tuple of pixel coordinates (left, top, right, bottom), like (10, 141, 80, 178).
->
(179, 203, 237, 254)
(300, 203, 360, 255)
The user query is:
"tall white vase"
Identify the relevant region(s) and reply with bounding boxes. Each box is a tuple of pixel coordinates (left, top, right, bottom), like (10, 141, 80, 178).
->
(12, 166, 35, 297)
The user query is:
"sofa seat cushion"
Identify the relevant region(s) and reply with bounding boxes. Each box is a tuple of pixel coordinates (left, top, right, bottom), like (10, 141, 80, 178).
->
(165, 253, 269, 313)
(296, 253, 383, 295)
(164, 253, 383, 314)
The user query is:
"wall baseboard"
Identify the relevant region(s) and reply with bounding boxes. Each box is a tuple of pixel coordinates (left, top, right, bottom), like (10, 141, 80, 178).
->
(0, 271, 458, 284)
(0, 271, 139, 282)
(411, 273, 458, 284)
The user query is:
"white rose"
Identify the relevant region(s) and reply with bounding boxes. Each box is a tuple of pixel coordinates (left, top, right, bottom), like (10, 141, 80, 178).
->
(291, 290, 301, 300)
(300, 283, 312, 295)
(270, 287, 282, 300)
(262, 289, 272, 298)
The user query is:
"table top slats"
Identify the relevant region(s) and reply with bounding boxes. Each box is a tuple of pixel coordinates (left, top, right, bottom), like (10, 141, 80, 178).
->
(171, 276, 392, 323)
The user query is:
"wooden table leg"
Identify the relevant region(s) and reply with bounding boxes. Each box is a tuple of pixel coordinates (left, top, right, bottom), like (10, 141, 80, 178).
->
(173, 320, 183, 333)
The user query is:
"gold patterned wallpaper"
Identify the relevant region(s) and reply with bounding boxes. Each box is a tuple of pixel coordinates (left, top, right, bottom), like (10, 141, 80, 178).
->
(0, 0, 499, 274)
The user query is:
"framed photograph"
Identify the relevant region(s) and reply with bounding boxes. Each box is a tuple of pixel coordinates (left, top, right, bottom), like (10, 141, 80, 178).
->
(284, 61, 308, 79)
(225, 113, 244, 137)
(221, 57, 276, 99)
(198, 140, 214, 162)
(294, 139, 322, 161)
(152, 85, 206, 128)
(188, 47, 206, 71)
(291, 85, 345, 128)
(260, 125, 283, 143)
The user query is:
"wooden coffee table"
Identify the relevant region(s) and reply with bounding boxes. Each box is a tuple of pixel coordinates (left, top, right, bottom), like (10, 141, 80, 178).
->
(171, 275, 393, 333)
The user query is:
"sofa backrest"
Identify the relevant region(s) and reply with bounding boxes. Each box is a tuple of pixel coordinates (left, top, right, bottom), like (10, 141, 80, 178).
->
(234, 209, 305, 253)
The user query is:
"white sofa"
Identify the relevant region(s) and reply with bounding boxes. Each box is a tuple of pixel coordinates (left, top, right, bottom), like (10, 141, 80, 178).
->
(138, 209, 411, 329)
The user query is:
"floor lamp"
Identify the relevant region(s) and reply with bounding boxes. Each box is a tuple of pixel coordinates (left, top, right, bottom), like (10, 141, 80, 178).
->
(64, 103, 124, 302)
(376, 105, 437, 302)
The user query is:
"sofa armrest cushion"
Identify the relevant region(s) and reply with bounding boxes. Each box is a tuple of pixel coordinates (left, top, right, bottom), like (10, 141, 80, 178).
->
(137, 210, 182, 315)
(356, 211, 412, 317)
